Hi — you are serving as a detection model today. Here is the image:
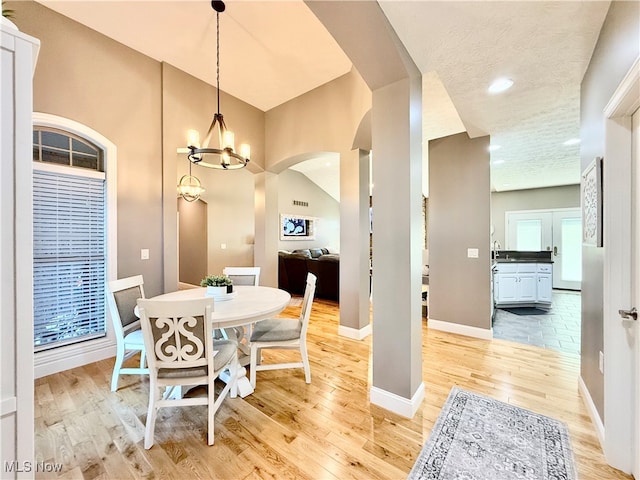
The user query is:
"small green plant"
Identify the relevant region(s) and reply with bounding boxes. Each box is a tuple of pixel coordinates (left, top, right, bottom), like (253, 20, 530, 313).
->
(200, 274, 233, 287)
(2, 1, 14, 18)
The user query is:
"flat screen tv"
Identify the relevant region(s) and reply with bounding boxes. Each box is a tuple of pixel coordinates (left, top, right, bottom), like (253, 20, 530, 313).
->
(280, 214, 315, 240)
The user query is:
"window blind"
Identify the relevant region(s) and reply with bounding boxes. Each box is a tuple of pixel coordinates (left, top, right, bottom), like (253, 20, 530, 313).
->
(33, 170, 107, 351)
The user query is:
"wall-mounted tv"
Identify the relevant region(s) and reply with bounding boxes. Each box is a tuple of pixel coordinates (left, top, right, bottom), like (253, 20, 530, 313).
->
(280, 214, 316, 240)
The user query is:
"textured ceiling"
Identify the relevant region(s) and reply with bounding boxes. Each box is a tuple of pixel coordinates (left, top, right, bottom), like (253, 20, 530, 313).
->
(380, 1, 610, 192)
(35, 0, 610, 194)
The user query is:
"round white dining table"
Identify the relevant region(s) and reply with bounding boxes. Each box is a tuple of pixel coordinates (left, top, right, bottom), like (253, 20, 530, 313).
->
(150, 285, 291, 329)
(148, 285, 291, 397)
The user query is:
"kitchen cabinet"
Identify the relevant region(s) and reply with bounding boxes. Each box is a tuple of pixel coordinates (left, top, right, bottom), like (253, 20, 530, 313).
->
(536, 264, 553, 303)
(493, 262, 552, 307)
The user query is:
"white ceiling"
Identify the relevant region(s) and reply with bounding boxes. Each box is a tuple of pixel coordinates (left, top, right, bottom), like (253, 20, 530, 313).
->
(36, 0, 610, 195)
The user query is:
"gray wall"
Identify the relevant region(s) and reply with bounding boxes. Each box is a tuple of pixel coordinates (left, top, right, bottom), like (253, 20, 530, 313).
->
(429, 132, 492, 330)
(16, 1, 266, 297)
(277, 169, 340, 252)
(491, 185, 580, 247)
(17, 1, 165, 296)
(580, 0, 640, 421)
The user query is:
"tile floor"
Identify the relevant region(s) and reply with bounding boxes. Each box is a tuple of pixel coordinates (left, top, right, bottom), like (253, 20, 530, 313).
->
(492, 290, 581, 355)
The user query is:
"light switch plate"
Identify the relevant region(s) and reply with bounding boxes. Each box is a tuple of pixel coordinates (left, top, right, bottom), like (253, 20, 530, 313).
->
(467, 248, 479, 258)
(141, 248, 149, 260)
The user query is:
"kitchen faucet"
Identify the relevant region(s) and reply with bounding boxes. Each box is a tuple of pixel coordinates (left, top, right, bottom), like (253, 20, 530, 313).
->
(493, 240, 501, 258)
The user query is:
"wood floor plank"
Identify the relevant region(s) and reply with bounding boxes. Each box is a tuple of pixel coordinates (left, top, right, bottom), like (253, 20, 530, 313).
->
(33, 297, 632, 479)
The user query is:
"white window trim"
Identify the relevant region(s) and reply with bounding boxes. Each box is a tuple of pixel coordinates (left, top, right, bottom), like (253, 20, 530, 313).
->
(32, 113, 118, 378)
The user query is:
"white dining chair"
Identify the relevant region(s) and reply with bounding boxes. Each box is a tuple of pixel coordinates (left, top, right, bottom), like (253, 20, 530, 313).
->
(137, 297, 238, 449)
(106, 275, 149, 391)
(249, 272, 316, 388)
(221, 266, 261, 360)
(223, 266, 261, 286)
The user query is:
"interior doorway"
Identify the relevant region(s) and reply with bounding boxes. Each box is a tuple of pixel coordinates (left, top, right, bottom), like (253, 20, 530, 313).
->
(506, 208, 582, 290)
(178, 198, 208, 287)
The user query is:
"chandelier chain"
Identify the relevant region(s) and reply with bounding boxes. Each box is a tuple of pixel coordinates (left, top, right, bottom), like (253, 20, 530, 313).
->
(216, 11, 220, 115)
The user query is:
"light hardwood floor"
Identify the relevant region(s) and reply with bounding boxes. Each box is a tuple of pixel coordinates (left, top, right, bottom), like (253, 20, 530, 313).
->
(34, 298, 631, 479)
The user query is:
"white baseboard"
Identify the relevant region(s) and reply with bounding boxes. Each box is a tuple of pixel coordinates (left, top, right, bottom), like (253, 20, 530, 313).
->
(338, 323, 372, 340)
(578, 375, 605, 449)
(428, 318, 493, 340)
(35, 338, 116, 378)
(370, 382, 425, 418)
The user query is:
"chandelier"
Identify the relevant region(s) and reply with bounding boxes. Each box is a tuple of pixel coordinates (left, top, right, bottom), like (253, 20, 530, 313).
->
(177, 158, 205, 202)
(187, 0, 250, 170)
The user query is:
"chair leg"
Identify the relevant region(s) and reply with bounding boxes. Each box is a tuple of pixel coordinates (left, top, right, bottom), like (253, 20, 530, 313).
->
(144, 385, 159, 449)
(249, 343, 258, 388)
(300, 342, 311, 384)
(230, 354, 238, 398)
(139, 348, 146, 369)
(111, 343, 125, 392)
(207, 382, 215, 446)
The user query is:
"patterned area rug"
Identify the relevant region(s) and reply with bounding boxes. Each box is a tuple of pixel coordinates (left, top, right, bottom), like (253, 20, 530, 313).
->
(408, 387, 577, 480)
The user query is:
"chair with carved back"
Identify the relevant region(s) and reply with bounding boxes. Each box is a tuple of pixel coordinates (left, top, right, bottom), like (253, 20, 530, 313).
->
(137, 297, 238, 448)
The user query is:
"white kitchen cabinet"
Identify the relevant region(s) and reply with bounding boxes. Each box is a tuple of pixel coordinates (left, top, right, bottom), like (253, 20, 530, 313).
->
(495, 273, 518, 303)
(536, 264, 553, 303)
(493, 262, 552, 307)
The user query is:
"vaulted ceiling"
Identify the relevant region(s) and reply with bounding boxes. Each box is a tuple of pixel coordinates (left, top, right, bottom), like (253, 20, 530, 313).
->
(35, 0, 610, 196)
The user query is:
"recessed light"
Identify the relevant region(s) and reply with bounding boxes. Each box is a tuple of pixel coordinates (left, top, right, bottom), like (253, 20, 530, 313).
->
(563, 138, 580, 146)
(488, 77, 514, 94)
(489, 145, 501, 152)
(492, 159, 505, 165)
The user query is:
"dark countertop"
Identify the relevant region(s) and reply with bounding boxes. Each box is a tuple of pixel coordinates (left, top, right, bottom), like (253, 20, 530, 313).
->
(491, 250, 553, 269)
(494, 258, 554, 264)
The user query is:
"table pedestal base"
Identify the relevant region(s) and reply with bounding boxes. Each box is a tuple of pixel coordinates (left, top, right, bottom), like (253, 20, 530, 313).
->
(219, 366, 254, 398)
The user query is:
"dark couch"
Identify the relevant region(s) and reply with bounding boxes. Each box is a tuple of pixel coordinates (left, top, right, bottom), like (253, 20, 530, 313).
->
(278, 248, 339, 301)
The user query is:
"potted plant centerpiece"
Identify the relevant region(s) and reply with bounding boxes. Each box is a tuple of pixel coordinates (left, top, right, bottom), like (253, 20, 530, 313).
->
(200, 274, 233, 297)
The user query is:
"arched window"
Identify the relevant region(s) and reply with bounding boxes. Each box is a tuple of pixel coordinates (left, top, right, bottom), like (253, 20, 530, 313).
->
(32, 126, 107, 351)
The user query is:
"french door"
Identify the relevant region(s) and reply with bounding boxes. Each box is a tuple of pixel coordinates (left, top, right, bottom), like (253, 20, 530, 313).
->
(506, 208, 582, 290)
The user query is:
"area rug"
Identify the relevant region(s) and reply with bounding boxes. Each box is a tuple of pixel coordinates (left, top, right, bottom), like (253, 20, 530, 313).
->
(501, 307, 550, 316)
(408, 387, 577, 480)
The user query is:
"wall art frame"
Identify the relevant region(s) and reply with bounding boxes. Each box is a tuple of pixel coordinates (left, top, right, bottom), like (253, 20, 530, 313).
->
(581, 156, 603, 247)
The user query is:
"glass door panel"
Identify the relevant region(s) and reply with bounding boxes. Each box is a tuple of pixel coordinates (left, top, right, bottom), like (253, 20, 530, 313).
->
(506, 212, 552, 252)
(515, 219, 543, 251)
(559, 217, 582, 283)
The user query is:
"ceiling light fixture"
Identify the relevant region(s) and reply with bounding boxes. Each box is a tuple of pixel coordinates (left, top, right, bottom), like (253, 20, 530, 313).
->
(177, 158, 205, 202)
(563, 138, 580, 146)
(488, 77, 514, 94)
(488, 144, 502, 152)
(187, 1, 250, 170)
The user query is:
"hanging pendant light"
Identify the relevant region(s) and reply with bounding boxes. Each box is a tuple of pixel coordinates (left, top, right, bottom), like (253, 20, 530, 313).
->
(187, 0, 250, 170)
(177, 159, 205, 202)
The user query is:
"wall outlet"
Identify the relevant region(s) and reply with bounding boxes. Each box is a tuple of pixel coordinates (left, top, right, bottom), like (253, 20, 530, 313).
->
(467, 248, 479, 258)
(599, 351, 604, 374)
(140, 248, 149, 260)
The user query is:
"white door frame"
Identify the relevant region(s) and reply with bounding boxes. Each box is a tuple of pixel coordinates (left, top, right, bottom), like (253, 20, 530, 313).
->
(602, 56, 639, 475)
